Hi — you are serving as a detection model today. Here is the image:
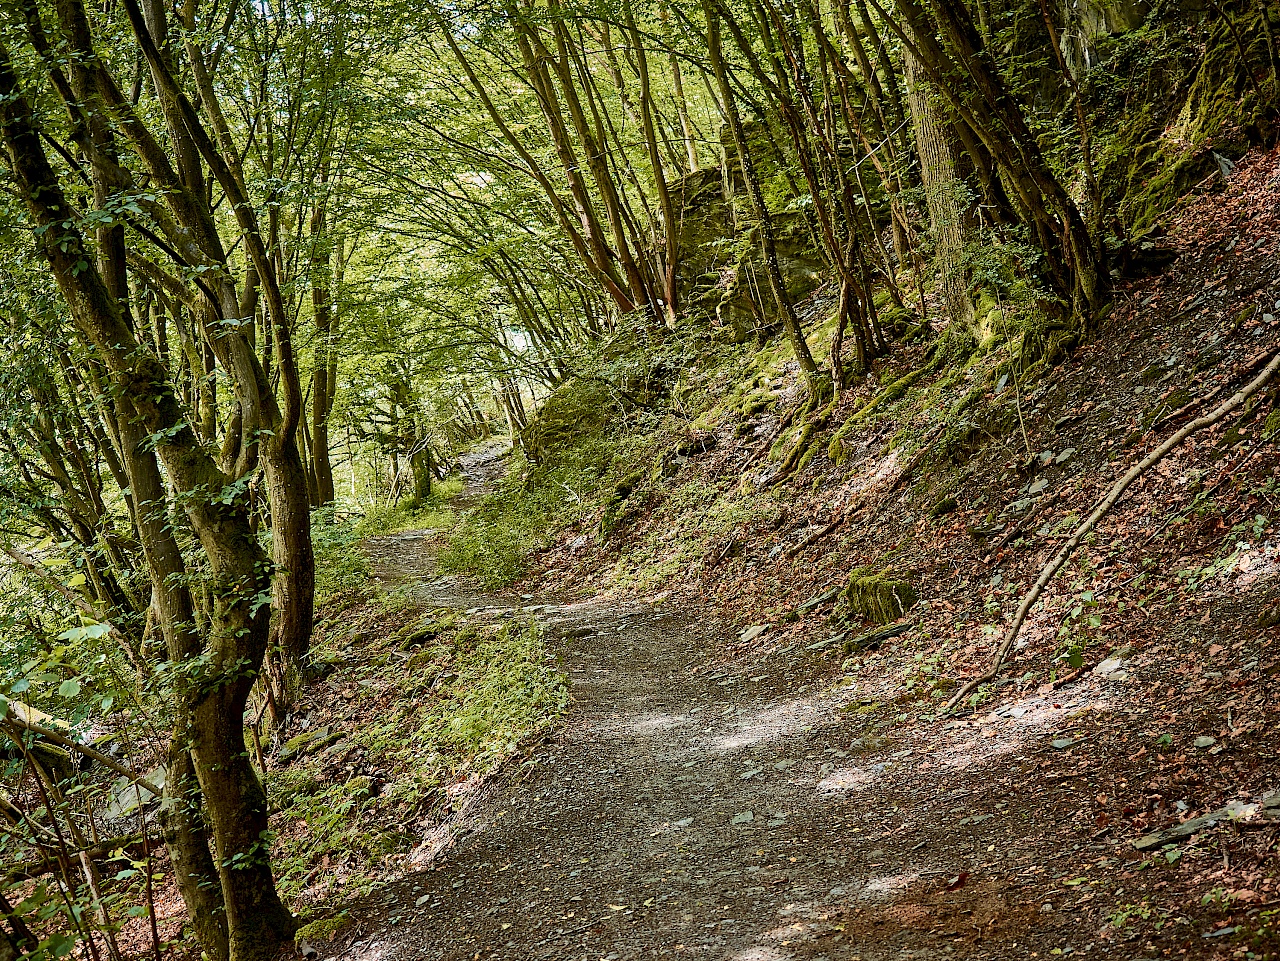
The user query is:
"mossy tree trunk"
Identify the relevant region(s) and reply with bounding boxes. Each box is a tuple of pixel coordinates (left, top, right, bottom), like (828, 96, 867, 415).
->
(869, 0, 1108, 328)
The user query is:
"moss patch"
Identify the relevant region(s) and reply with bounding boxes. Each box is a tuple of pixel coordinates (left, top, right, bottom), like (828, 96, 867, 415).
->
(842, 567, 919, 624)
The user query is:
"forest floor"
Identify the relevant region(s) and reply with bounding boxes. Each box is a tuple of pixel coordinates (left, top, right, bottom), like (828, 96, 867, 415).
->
(305, 151, 1280, 961)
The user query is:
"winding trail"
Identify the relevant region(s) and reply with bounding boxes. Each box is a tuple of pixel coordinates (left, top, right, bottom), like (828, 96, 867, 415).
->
(330, 455, 1142, 960)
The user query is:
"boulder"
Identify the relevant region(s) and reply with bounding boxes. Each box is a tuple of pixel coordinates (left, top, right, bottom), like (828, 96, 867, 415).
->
(0, 699, 88, 782)
(841, 567, 918, 625)
(103, 765, 168, 820)
(670, 134, 824, 338)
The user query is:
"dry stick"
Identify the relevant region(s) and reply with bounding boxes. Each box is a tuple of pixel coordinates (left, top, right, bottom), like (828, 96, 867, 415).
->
(0, 715, 162, 796)
(943, 345, 1280, 713)
(990, 491, 1063, 554)
(1150, 344, 1272, 432)
(785, 517, 844, 558)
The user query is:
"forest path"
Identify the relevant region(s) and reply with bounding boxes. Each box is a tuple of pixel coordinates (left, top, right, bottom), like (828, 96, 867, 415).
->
(329, 451, 1118, 961)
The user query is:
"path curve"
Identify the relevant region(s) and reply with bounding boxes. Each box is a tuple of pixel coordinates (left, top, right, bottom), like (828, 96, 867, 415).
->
(325, 456, 1121, 960)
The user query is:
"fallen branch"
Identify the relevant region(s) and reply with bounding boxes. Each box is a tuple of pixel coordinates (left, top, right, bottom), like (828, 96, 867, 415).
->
(1048, 665, 1087, 690)
(944, 343, 1280, 713)
(0, 715, 162, 797)
(1, 833, 143, 885)
(844, 620, 915, 654)
(785, 515, 844, 557)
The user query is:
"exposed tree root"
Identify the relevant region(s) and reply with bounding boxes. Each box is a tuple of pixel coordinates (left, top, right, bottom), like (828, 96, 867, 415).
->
(828, 355, 942, 460)
(943, 344, 1280, 714)
(743, 400, 802, 470)
(768, 402, 835, 487)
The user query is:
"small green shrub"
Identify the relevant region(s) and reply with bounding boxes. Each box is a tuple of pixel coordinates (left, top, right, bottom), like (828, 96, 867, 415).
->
(267, 617, 566, 903)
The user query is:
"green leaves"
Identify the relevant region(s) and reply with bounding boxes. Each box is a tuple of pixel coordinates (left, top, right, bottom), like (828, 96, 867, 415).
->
(57, 622, 110, 643)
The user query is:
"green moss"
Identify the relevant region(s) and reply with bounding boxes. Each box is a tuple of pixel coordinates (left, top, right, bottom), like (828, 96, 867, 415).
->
(928, 496, 959, 518)
(842, 567, 918, 624)
(296, 913, 352, 944)
(1091, 3, 1278, 235)
(877, 305, 919, 340)
(1263, 408, 1280, 441)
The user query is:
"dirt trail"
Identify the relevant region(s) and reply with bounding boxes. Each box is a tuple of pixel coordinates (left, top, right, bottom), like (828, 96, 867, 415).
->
(319, 452, 1202, 961)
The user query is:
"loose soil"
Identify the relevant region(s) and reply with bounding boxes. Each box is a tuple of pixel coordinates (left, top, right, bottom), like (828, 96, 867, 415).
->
(317, 495, 1275, 959)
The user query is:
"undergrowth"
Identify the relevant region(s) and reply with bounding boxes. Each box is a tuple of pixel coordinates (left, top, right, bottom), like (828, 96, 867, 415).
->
(268, 615, 566, 904)
(438, 430, 662, 589)
(271, 474, 563, 910)
(312, 479, 462, 602)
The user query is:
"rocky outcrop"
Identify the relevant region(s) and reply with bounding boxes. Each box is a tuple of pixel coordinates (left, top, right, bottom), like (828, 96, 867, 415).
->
(671, 126, 824, 341)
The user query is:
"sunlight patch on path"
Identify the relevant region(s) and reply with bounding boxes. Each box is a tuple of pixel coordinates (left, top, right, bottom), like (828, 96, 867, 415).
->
(936, 687, 1115, 772)
(860, 869, 921, 901)
(705, 698, 823, 752)
(731, 942, 793, 960)
(628, 711, 693, 735)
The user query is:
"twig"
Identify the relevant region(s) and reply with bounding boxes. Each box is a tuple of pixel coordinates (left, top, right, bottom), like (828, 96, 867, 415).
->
(991, 491, 1063, 554)
(1, 833, 143, 884)
(785, 519, 841, 558)
(1049, 666, 1087, 690)
(944, 343, 1280, 713)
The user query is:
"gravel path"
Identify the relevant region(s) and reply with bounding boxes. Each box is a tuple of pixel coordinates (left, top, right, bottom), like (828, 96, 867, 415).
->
(326, 577, 1053, 956)
(321, 456, 1175, 960)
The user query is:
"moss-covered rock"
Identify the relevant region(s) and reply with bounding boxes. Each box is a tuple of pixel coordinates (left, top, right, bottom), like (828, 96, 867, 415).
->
(278, 726, 345, 766)
(842, 567, 918, 624)
(928, 496, 959, 518)
(295, 913, 352, 946)
(1091, 0, 1278, 237)
(670, 148, 824, 339)
(396, 616, 446, 650)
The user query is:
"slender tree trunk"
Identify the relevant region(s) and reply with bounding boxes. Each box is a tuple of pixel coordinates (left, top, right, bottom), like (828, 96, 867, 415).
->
(703, 0, 822, 391)
(624, 0, 680, 322)
(902, 36, 975, 333)
(309, 196, 337, 506)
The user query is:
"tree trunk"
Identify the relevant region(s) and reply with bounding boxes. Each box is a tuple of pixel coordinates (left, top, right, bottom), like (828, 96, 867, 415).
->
(309, 187, 337, 506)
(902, 36, 975, 333)
(703, 0, 823, 392)
(0, 48, 296, 960)
(409, 446, 433, 506)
